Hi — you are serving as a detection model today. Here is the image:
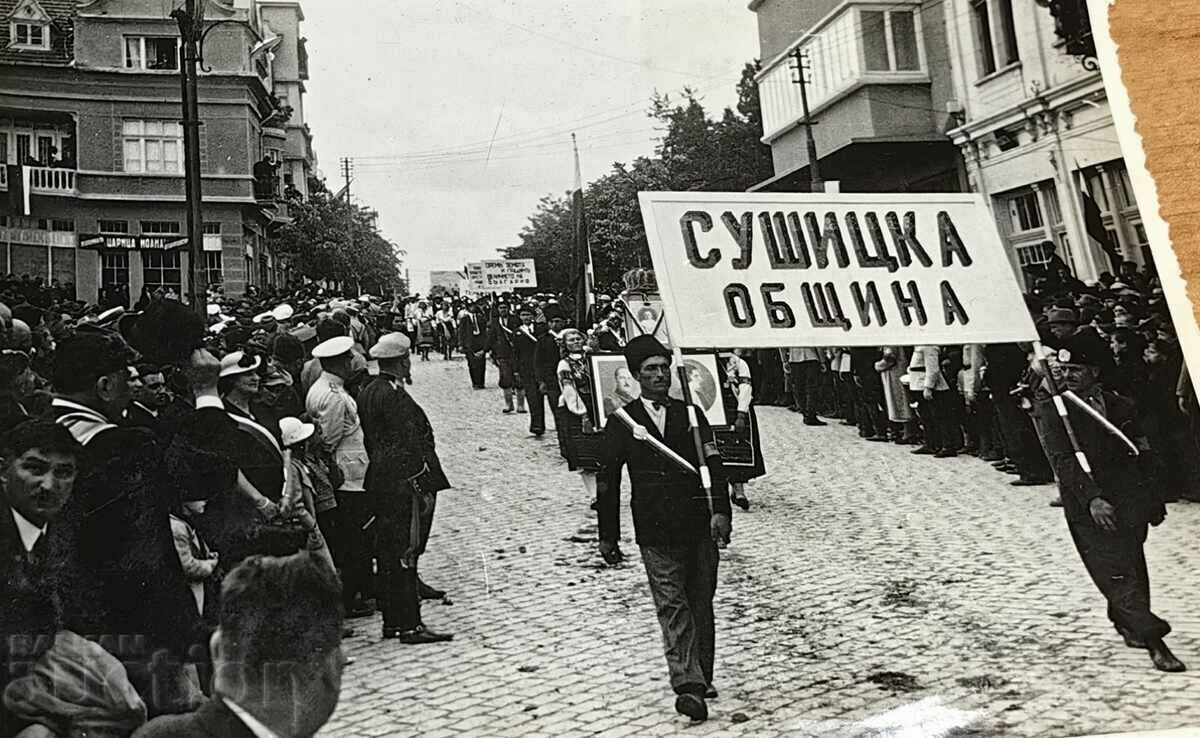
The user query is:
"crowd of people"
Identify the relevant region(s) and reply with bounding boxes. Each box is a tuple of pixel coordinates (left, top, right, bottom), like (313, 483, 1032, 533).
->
(0, 247, 1193, 734)
(0, 280, 475, 737)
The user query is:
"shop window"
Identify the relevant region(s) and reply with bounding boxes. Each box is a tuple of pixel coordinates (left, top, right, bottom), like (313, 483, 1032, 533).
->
(101, 251, 129, 289)
(143, 250, 182, 294)
(205, 251, 223, 285)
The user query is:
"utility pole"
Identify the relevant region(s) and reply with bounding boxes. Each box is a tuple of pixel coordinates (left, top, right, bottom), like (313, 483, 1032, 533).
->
(172, 0, 207, 316)
(340, 157, 353, 201)
(790, 48, 823, 192)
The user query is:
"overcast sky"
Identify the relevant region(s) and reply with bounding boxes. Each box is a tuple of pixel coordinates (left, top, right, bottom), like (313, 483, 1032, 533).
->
(301, 0, 759, 293)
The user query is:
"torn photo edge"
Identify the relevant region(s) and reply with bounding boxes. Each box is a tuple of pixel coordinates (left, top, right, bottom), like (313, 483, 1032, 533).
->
(1090, 0, 1200, 394)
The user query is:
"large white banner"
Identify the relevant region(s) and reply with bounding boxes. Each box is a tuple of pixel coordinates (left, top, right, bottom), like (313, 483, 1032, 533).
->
(638, 192, 1038, 348)
(464, 259, 538, 292)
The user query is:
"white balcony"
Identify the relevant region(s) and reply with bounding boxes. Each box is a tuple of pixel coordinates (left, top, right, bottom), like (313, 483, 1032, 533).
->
(0, 166, 78, 195)
(756, 1, 929, 143)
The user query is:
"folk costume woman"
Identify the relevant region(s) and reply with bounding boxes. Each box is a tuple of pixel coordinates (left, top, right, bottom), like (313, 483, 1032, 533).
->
(716, 349, 765, 510)
(556, 328, 604, 502)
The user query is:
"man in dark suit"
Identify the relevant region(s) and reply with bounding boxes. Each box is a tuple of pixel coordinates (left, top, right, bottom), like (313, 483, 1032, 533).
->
(358, 333, 453, 644)
(596, 335, 732, 723)
(1034, 332, 1185, 672)
(485, 300, 523, 414)
(0, 420, 83, 738)
(45, 333, 209, 716)
(513, 304, 545, 436)
(134, 552, 345, 738)
(458, 299, 488, 389)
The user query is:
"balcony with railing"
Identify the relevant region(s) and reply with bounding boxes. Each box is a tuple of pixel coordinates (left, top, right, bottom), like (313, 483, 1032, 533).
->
(755, 1, 930, 143)
(0, 165, 78, 195)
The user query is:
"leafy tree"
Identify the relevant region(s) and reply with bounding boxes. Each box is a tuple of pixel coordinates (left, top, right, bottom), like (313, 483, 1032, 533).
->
(503, 60, 773, 302)
(268, 186, 403, 294)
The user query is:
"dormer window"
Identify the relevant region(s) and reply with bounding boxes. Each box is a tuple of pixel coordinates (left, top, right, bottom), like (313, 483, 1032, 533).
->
(8, 0, 52, 51)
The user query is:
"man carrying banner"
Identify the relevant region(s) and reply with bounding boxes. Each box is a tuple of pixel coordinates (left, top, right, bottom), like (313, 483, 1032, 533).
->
(1033, 332, 1185, 673)
(596, 335, 731, 723)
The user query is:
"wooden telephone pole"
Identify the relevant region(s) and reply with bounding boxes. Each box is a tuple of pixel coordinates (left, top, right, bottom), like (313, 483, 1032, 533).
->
(790, 48, 823, 192)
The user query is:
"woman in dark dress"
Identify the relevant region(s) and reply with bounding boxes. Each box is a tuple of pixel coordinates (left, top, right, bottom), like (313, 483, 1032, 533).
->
(199, 351, 300, 567)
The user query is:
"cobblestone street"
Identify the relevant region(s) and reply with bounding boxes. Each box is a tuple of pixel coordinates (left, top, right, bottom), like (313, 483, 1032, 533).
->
(323, 358, 1200, 738)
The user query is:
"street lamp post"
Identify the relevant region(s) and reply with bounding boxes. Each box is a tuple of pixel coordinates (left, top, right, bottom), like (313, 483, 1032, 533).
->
(171, 0, 207, 317)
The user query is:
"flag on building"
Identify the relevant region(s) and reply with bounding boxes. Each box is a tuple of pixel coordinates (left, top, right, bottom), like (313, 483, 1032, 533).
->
(1081, 189, 1121, 271)
(3, 165, 32, 216)
(571, 133, 594, 329)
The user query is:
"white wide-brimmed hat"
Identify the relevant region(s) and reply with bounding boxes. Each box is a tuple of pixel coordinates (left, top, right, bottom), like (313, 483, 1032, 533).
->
(219, 350, 262, 378)
(279, 416, 315, 448)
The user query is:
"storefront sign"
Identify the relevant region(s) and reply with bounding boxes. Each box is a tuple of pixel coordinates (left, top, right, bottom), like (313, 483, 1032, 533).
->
(78, 234, 189, 251)
(638, 192, 1037, 347)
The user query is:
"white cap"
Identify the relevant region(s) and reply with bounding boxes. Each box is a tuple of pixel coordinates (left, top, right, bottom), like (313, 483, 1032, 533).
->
(252, 311, 275, 324)
(207, 303, 222, 316)
(272, 303, 295, 321)
(279, 416, 316, 448)
(312, 335, 354, 359)
(219, 351, 262, 378)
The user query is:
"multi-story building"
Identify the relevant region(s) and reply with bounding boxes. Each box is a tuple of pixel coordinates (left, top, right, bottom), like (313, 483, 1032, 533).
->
(944, 0, 1143, 287)
(748, 0, 964, 194)
(0, 0, 317, 304)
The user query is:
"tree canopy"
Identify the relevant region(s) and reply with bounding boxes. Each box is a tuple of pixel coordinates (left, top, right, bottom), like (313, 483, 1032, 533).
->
(503, 61, 773, 297)
(268, 178, 404, 294)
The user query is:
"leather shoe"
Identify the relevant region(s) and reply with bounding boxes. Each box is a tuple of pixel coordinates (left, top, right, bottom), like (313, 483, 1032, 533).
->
(1049, 497, 1064, 507)
(674, 694, 707, 722)
(1148, 640, 1187, 672)
(911, 446, 936, 455)
(346, 605, 374, 619)
(704, 685, 719, 699)
(731, 494, 750, 511)
(383, 624, 454, 644)
(1010, 478, 1050, 487)
(418, 579, 446, 600)
(934, 449, 958, 458)
(803, 417, 826, 426)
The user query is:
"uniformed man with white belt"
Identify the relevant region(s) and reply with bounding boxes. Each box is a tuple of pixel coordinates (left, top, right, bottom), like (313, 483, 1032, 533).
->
(307, 335, 373, 618)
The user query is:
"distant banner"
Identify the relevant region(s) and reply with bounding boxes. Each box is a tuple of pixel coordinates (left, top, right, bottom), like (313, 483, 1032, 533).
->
(465, 263, 487, 293)
(638, 192, 1037, 348)
(465, 259, 538, 292)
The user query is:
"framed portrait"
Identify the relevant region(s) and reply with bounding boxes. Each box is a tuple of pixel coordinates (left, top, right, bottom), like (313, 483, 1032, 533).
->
(667, 351, 727, 428)
(590, 352, 641, 429)
(619, 292, 670, 344)
(591, 350, 728, 429)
